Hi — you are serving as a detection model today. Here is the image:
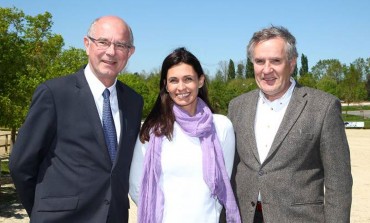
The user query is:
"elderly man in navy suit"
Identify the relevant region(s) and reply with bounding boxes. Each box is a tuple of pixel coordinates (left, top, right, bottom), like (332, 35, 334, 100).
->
(10, 15, 143, 223)
(228, 26, 352, 223)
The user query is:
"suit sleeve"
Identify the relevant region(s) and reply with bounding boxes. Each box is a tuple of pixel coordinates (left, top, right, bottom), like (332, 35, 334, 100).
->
(9, 84, 57, 215)
(320, 98, 352, 222)
(129, 137, 147, 205)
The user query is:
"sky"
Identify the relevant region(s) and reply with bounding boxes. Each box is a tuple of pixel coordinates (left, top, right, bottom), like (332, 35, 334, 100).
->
(2, 0, 370, 76)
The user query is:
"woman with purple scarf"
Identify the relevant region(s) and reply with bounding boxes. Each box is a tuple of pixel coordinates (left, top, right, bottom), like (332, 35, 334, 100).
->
(129, 47, 241, 223)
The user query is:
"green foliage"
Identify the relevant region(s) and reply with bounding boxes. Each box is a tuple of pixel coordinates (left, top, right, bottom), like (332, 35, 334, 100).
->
(49, 47, 87, 78)
(292, 64, 298, 78)
(339, 64, 367, 104)
(208, 77, 228, 114)
(118, 73, 160, 118)
(316, 75, 339, 97)
(0, 7, 64, 130)
(299, 54, 308, 77)
(352, 57, 370, 100)
(236, 62, 244, 79)
(352, 57, 369, 81)
(342, 114, 370, 129)
(297, 73, 316, 88)
(311, 59, 344, 81)
(245, 58, 254, 78)
(0, 7, 87, 133)
(227, 59, 236, 80)
(118, 73, 149, 118)
(367, 74, 370, 100)
(342, 105, 370, 111)
(1, 160, 10, 175)
(208, 77, 257, 115)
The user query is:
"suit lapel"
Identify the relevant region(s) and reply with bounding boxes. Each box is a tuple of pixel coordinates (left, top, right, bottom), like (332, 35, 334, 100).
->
(236, 90, 261, 164)
(114, 82, 128, 167)
(247, 91, 261, 163)
(75, 70, 111, 164)
(264, 85, 307, 164)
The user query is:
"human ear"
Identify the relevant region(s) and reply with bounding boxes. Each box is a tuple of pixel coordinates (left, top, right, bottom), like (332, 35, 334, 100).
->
(198, 75, 205, 88)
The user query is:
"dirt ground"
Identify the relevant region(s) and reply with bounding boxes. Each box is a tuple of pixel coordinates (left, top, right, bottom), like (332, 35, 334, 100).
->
(1, 129, 369, 222)
(346, 129, 370, 223)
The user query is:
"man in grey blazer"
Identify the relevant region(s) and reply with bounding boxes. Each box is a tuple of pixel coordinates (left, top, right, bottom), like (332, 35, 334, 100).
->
(9, 16, 143, 223)
(228, 26, 352, 223)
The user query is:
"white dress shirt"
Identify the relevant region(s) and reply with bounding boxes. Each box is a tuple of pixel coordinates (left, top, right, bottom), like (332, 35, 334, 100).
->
(84, 64, 121, 144)
(255, 78, 296, 200)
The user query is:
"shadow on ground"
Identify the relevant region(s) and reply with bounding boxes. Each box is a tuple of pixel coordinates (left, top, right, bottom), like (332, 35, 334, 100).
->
(0, 175, 28, 220)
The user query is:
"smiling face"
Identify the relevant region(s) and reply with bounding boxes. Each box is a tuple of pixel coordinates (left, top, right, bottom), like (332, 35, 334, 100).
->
(253, 37, 296, 101)
(166, 63, 204, 116)
(84, 16, 135, 87)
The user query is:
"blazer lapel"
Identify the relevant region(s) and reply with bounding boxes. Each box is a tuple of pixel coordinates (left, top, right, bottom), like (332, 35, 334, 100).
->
(75, 70, 111, 164)
(237, 90, 261, 164)
(264, 85, 307, 164)
(114, 82, 128, 167)
(247, 91, 261, 163)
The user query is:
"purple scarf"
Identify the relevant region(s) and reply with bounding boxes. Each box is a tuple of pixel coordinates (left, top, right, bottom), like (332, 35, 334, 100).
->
(138, 98, 241, 223)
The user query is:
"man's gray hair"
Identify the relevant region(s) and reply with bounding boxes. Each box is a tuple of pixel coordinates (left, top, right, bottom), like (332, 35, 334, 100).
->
(247, 25, 298, 62)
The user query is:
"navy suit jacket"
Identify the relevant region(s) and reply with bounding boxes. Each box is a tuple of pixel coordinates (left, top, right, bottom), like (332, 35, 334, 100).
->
(9, 67, 143, 223)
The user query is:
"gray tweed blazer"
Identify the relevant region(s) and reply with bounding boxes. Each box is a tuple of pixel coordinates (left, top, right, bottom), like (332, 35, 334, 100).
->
(228, 84, 352, 223)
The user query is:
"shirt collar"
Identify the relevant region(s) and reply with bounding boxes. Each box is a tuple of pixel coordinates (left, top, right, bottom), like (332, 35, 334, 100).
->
(259, 77, 296, 109)
(84, 63, 117, 97)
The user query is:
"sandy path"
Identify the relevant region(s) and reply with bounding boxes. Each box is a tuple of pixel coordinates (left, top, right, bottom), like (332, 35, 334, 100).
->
(346, 129, 370, 223)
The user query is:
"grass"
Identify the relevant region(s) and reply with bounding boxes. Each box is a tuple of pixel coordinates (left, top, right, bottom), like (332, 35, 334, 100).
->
(342, 105, 370, 111)
(340, 103, 370, 129)
(342, 114, 370, 129)
(1, 159, 10, 175)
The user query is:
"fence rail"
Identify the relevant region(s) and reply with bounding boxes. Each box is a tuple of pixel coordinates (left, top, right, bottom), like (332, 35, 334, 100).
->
(0, 133, 14, 157)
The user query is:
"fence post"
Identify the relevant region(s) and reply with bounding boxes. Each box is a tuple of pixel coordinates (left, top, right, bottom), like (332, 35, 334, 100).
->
(5, 134, 9, 153)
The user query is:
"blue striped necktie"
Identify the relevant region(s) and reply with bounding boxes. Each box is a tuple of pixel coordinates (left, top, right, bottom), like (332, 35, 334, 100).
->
(102, 89, 117, 163)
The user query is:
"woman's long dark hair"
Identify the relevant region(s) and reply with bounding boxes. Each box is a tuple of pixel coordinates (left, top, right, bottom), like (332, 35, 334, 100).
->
(140, 47, 214, 142)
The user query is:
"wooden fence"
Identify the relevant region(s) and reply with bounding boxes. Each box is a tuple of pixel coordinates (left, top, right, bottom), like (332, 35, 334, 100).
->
(0, 133, 14, 157)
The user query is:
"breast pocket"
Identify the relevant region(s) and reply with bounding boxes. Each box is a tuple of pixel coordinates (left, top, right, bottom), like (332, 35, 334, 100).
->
(37, 196, 79, 212)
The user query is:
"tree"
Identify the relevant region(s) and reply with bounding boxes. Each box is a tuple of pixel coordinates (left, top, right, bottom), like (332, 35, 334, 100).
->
(49, 47, 87, 78)
(236, 61, 244, 79)
(0, 7, 68, 147)
(299, 54, 308, 77)
(339, 64, 367, 105)
(208, 74, 227, 114)
(311, 59, 344, 82)
(316, 75, 339, 97)
(297, 73, 316, 88)
(245, 58, 254, 79)
(227, 59, 236, 80)
(366, 58, 370, 100)
(0, 8, 26, 141)
(352, 57, 369, 81)
(217, 60, 228, 82)
(351, 57, 370, 100)
(292, 63, 298, 78)
(118, 73, 152, 118)
(144, 73, 161, 112)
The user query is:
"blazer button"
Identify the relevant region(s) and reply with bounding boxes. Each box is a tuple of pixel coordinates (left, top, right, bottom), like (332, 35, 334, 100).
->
(104, 199, 110, 205)
(251, 201, 256, 207)
(258, 170, 264, 176)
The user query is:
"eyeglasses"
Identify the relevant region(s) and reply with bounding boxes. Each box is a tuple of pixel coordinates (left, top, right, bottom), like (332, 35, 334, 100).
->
(87, 36, 133, 52)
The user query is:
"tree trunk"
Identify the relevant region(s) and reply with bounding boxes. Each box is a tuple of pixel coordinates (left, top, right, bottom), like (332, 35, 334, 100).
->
(11, 127, 17, 152)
